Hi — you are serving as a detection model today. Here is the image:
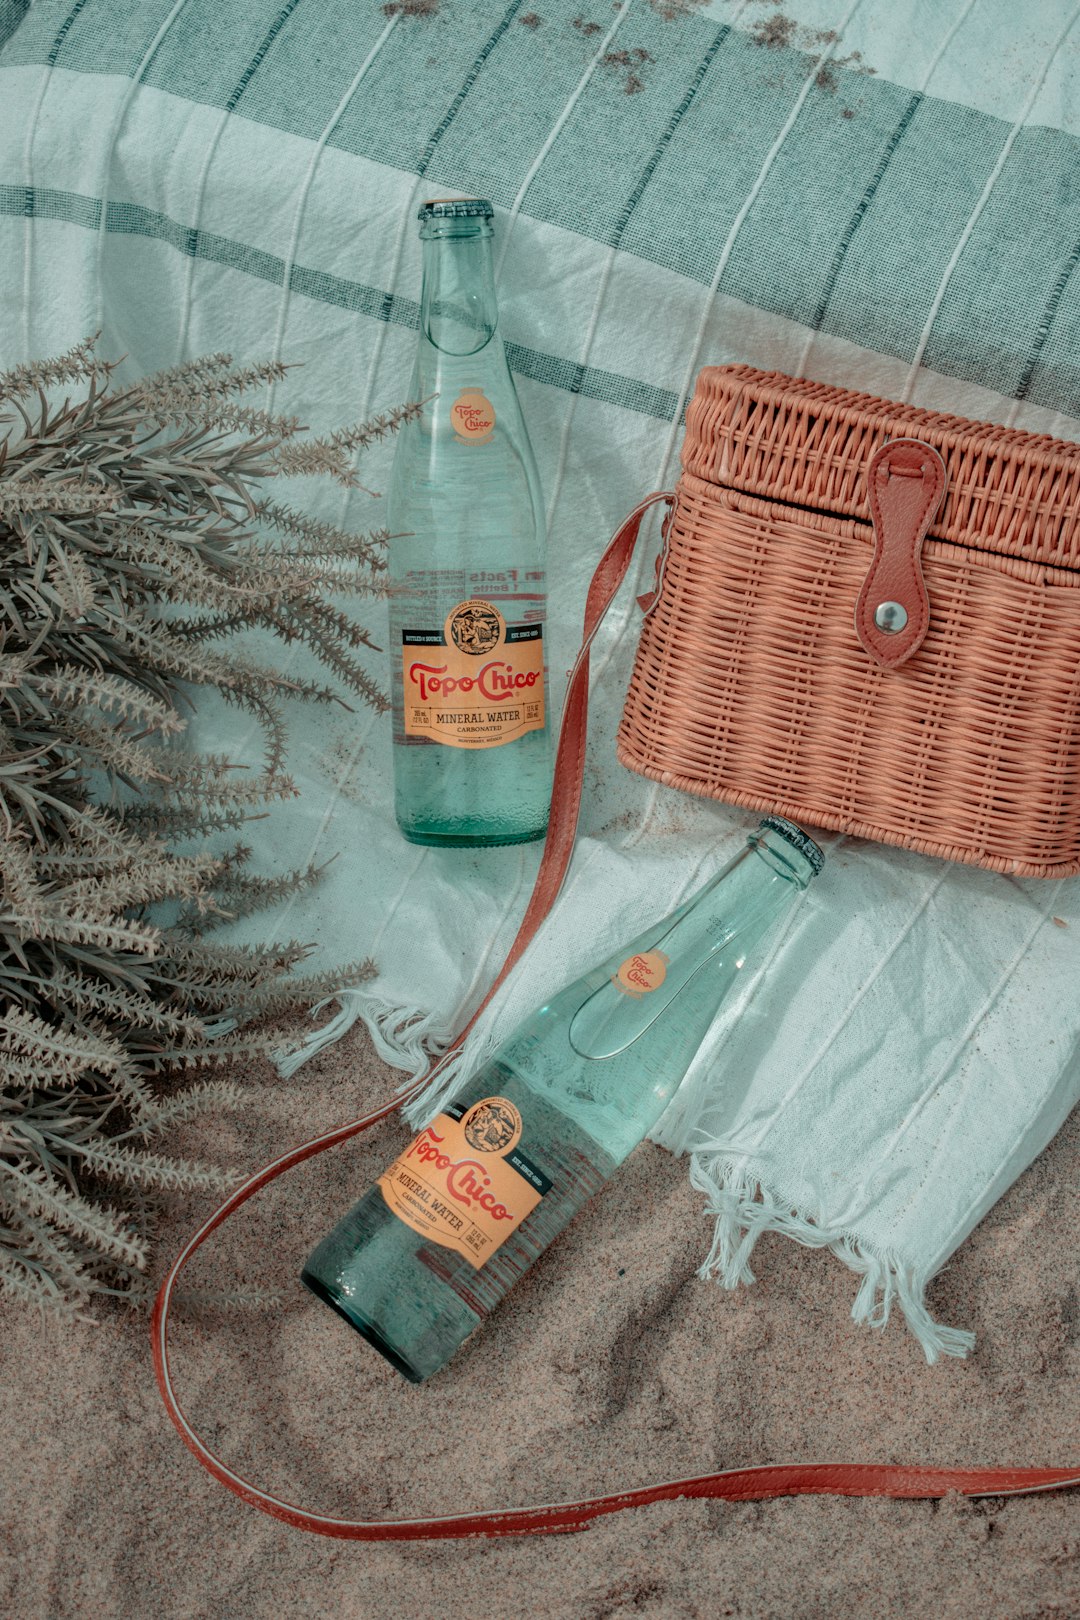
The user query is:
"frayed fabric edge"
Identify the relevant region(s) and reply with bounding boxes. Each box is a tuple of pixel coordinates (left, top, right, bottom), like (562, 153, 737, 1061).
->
(273, 989, 452, 1085)
(689, 1154, 976, 1366)
(272, 988, 498, 1130)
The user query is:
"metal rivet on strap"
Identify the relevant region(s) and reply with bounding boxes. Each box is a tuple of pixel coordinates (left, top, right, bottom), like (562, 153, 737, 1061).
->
(874, 601, 908, 634)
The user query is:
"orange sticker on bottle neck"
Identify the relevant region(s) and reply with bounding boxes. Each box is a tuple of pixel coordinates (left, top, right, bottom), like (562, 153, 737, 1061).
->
(613, 951, 669, 997)
(450, 388, 496, 443)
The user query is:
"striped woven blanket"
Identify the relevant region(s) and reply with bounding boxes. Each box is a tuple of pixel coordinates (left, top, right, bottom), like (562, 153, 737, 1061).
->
(2, 0, 1077, 1357)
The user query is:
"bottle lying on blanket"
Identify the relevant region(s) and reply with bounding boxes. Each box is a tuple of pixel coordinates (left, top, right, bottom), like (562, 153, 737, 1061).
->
(301, 816, 823, 1382)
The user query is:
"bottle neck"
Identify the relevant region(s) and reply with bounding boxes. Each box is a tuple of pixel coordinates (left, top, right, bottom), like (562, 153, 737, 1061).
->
(420, 225, 498, 357)
(566, 833, 812, 1061)
(635, 829, 815, 965)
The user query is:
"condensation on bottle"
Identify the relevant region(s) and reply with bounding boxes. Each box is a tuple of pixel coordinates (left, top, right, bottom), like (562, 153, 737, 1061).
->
(387, 198, 550, 848)
(301, 817, 824, 1381)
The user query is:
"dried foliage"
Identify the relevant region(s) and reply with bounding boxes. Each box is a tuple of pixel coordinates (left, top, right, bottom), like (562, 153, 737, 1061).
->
(0, 338, 416, 1318)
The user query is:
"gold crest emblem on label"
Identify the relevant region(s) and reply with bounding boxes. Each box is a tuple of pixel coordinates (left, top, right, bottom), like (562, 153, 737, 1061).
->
(447, 599, 504, 656)
(462, 1096, 523, 1155)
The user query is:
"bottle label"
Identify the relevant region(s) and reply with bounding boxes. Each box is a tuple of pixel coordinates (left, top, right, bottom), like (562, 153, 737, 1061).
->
(378, 1097, 551, 1270)
(450, 388, 496, 443)
(613, 950, 669, 997)
(402, 598, 545, 749)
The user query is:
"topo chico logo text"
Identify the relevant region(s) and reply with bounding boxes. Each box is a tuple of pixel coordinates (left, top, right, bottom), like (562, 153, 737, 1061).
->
(450, 388, 496, 443)
(406, 1127, 516, 1221)
(614, 950, 669, 997)
(408, 659, 541, 703)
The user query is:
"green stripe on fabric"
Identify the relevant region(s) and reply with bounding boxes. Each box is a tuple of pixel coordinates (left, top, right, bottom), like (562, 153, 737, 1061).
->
(224, 0, 304, 114)
(0, 0, 29, 52)
(6, 0, 1080, 412)
(557, 19, 734, 405)
(3, 182, 100, 228)
(610, 22, 732, 247)
(374, 0, 525, 330)
(811, 90, 923, 334)
(0, 183, 680, 422)
(1015, 233, 1080, 403)
(170, 2, 306, 266)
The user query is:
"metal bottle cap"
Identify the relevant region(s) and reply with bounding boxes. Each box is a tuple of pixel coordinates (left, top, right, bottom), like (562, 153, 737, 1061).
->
(758, 815, 825, 877)
(418, 197, 494, 221)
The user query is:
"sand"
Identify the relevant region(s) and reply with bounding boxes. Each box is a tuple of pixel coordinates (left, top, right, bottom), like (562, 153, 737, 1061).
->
(1, 1022, 1077, 1620)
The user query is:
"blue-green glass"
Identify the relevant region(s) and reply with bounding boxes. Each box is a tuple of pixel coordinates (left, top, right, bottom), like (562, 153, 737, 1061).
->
(302, 821, 822, 1381)
(387, 202, 550, 847)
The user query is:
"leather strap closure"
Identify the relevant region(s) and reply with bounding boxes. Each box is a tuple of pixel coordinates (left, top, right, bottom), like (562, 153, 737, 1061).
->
(856, 438, 947, 669)
(150, 487, 1080, 1542)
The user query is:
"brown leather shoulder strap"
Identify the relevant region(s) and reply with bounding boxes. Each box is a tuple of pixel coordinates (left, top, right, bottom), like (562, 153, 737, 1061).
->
(151, 491, 1079, 1539)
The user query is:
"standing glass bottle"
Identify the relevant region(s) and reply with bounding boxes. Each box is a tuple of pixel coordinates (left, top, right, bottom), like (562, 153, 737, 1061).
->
(302, 816, 824, 1382)
(387, 198, 550, 847)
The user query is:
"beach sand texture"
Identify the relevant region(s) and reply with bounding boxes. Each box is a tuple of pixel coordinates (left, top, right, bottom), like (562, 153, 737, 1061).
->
(1, 1023, 1077, 1620)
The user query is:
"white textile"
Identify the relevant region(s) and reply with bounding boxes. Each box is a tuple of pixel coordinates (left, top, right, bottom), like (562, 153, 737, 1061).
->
(2, 0, 1079, 1357)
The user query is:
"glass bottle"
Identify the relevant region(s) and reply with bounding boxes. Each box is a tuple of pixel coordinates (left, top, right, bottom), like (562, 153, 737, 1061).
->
(302, 816, 823, 1381)
(387, 198, 550, 847)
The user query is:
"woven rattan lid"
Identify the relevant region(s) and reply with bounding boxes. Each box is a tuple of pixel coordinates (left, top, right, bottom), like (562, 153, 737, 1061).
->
(682, 366, 1080, 573)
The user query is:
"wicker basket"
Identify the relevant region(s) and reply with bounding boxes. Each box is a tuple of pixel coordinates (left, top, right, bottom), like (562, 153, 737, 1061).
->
(617, 366, 1080, 877)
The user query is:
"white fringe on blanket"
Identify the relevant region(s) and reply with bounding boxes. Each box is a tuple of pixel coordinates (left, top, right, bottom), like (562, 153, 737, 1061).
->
(275, 990, 451, 1082)
(277, 986, 976, 1365)
(689, 1154, 976, 1364)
